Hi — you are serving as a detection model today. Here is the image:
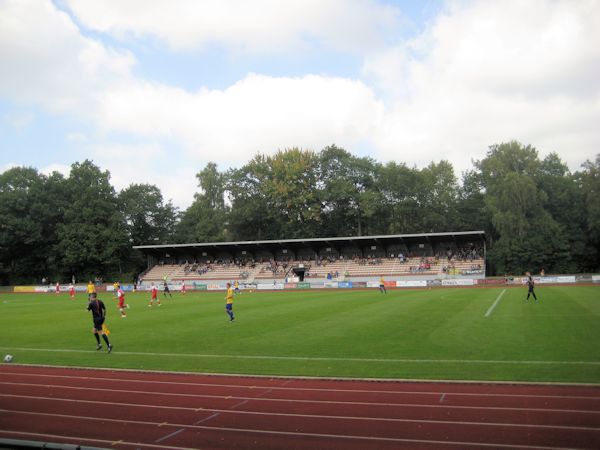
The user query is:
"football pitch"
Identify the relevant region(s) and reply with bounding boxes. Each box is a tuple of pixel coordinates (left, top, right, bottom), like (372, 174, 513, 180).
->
(1, 285, 599, 383)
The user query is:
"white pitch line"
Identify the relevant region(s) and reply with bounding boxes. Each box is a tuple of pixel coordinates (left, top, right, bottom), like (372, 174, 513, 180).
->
(2, 384, 599, 414)
(2, 371, 598, 400)
(485, 289, 506, 317)
(0, 409, 584, 450)
(1, 346, 599, 366)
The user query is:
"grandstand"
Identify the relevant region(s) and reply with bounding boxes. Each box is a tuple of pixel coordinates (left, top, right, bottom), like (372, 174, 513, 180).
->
(135, 232, 485, 285)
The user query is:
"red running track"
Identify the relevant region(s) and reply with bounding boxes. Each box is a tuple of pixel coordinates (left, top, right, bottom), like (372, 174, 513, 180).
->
(0, 364, 599, 449)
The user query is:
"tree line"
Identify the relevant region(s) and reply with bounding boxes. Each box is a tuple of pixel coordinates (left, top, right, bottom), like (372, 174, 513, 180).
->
(1, 141, 598, 284)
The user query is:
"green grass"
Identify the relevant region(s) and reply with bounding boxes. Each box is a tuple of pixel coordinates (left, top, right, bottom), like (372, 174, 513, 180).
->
(1, 286, 599, 383)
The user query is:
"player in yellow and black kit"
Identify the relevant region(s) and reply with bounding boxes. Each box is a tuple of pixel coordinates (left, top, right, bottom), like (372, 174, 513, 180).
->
(225, 282, 235, 322)
(87, 293, 113, 353)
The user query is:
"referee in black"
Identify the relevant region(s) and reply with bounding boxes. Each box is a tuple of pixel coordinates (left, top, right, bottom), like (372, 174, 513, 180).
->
(87, 293, 113, 352)
(525, 272, 538, 302)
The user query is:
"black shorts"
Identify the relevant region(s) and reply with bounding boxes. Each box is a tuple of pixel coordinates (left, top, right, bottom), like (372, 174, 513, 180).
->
(93, 317, 105, 332)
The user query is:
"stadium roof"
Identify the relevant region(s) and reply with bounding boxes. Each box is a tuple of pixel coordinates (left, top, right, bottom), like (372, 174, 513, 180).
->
(133, 231, 485, 256)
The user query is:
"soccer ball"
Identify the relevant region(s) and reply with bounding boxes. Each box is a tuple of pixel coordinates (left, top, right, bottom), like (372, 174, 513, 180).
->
(4, 354, 13, 363)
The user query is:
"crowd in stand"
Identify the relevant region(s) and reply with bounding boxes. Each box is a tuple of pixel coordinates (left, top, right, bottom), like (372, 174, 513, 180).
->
(152, 245, 485, 280)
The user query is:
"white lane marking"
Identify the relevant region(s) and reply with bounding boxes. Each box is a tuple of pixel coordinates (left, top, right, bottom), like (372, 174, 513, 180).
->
(0, 409, 585, 449)
(2, 393, 598, 431)
(2, 388, 599, 415)
(2, 346, 599, 365)
(485, 289, 506, 317)
(2, 371, 598, 400)
(154, 428, 184, 443)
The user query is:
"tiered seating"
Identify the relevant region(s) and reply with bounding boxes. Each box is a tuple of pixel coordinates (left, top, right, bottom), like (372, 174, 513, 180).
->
(177, 264, 257, 281)
(254, 262, 291, 279)
(140, 257, 486, 283)
(442, 259, 485, 275)
(142, 264, 180, 282)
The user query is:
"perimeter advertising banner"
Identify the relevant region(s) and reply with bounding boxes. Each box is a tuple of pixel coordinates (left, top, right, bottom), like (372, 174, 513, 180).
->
(337, 281, 353, 288)
(15, 285, 88, 293)
(537, 276, 576, 284)
(441, 279, 475, 286)
(14, 286, 40, 293)
(396, 280, 427, 288)
(257, 283, 285, 290)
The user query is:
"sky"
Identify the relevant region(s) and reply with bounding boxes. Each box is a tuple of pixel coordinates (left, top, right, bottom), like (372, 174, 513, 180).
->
(1, 0, 599, 210)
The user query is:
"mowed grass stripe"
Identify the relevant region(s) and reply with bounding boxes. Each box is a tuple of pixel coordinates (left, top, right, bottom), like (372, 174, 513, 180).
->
(0, 287, 599, 382)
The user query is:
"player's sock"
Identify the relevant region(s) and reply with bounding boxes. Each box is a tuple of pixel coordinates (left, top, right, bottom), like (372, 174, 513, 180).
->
(102, 334, 110, 346)
(94, 333, 100, 344)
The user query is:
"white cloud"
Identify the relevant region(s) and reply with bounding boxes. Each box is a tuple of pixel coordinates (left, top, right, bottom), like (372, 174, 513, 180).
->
(1, 0, 599, 212)
(0, 0, 135, 114)
(96, 74, 385, 162)
(363, 0, 600, 174)
(89, 142, 197, 208)
(63, 0, 402, 54)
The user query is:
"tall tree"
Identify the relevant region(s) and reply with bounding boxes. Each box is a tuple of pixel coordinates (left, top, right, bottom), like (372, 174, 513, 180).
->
(318, 145, 380, 236)
(475, 142, 570, 275)
(177, 163, 229, 242)
(418, 160, 460, 232)
(119, 184, 178, 274)
(578, 154, 600, 271)
(0, 168, 66, 284)
(56, 160, 129, 280)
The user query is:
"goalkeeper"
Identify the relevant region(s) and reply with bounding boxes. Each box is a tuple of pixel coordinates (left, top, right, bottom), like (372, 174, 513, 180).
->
(87, 293, 113, 353)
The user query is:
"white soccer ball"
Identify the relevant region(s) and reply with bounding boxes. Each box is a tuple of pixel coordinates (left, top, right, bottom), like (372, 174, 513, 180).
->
(4, 354, 13, 363)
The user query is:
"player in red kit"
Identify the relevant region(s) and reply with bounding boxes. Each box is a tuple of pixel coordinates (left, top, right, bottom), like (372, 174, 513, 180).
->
(55, 281, 60, 295)
(117, 286, 129, 317)
(148, 283, 160, 307)
(69, 283, 75, 299)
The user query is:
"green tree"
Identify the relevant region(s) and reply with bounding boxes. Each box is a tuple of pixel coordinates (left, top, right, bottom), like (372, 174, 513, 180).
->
(475, 142, 570, 275)
(579, 154, 600, 271)
(318, 145, 380, 236)
(119, 184, 178, 275)
(0, 168, 65, 284)
(56, 160, 129, 281)
(418, 160, 460, 232)
(177, 163, 229, 242)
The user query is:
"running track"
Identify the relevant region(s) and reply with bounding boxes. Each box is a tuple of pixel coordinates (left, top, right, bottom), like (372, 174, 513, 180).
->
(0, 365, 599, 449)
